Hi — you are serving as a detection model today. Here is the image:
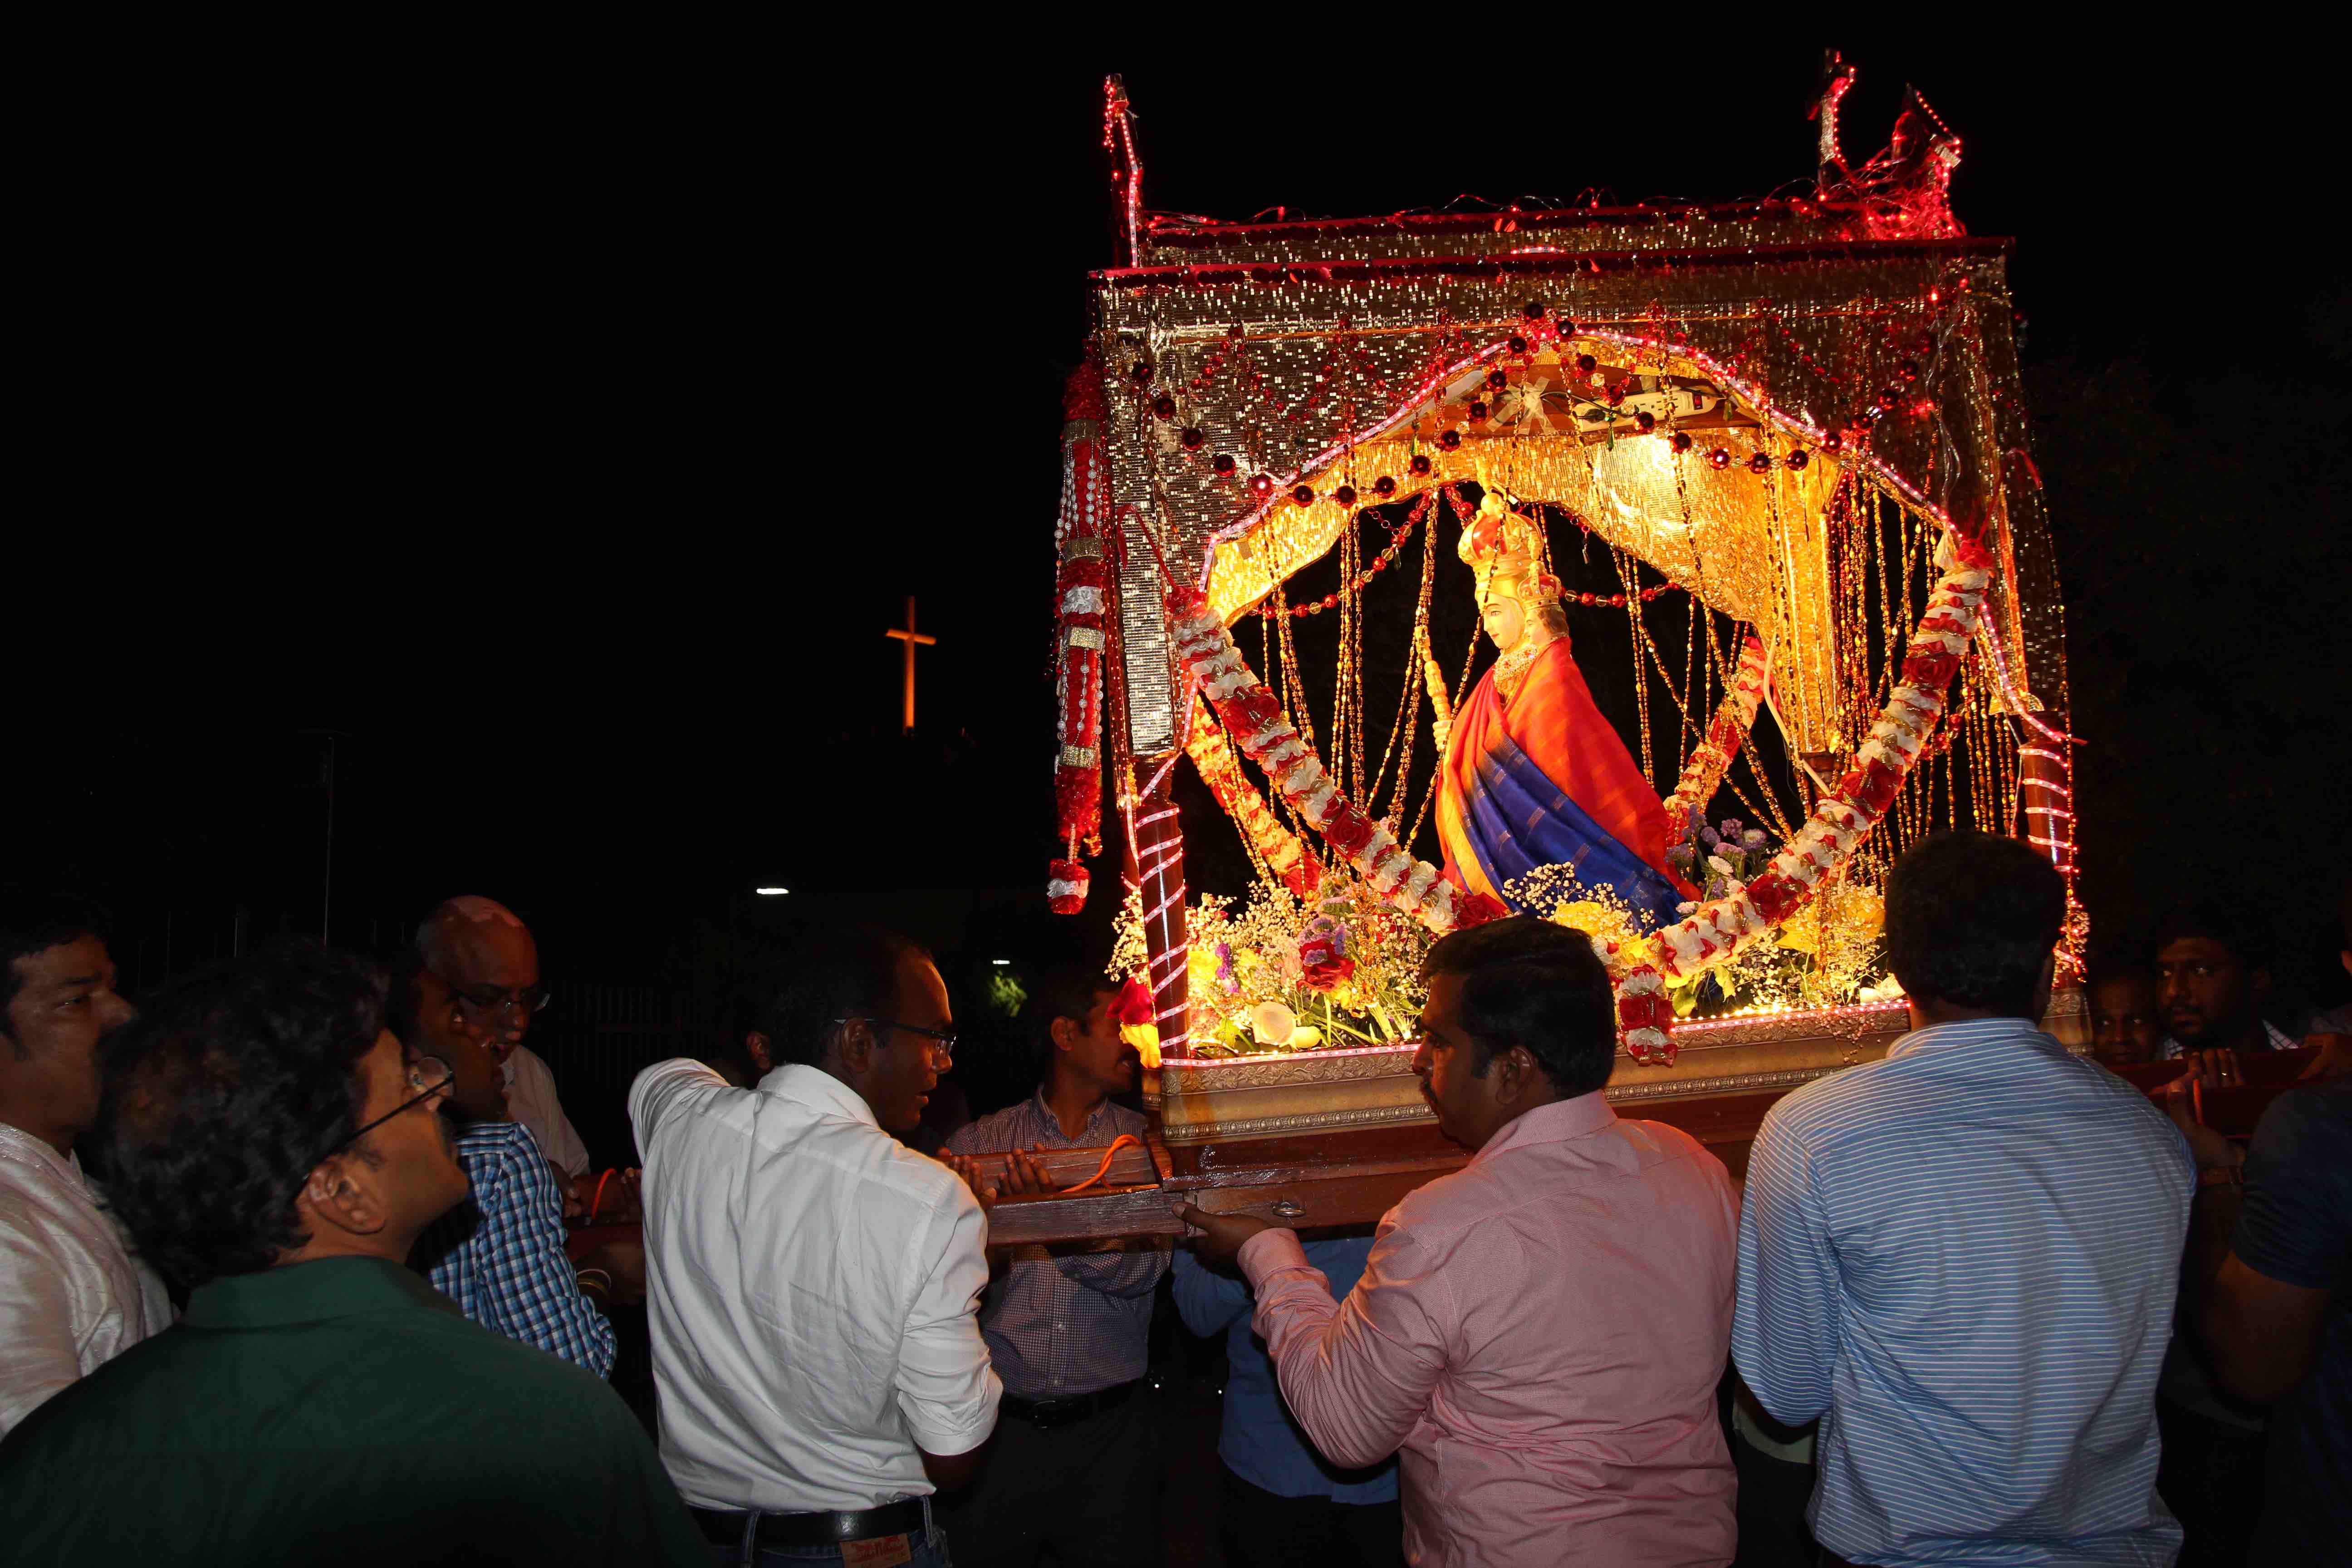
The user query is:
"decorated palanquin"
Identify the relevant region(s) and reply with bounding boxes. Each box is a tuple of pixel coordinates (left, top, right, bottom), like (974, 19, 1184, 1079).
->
(998, 69, 2092, 1247)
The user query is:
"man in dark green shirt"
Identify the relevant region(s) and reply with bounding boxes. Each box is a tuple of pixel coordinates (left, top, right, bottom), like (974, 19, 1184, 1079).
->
(0, 944, 706, 1567)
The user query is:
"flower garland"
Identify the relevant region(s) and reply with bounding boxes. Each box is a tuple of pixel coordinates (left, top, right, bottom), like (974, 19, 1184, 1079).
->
(1661, 632, 1769, 842)
(1049, 359, 1113, 914)
(1595, 543, 1993, 1063)
(1166, 583, 1508, 936)
(1184, 696, 1322, 900)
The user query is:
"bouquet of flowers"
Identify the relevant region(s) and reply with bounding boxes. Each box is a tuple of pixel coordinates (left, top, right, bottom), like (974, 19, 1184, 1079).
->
(1177, 879, 1434, 1057)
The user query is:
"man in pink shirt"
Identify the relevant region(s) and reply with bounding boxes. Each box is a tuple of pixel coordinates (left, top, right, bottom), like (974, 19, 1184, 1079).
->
(1181, 916, 1739, 1568)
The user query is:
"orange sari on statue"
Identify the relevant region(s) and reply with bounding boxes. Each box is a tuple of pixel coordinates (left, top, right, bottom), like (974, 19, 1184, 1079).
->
(1434, 637, 1683, 924)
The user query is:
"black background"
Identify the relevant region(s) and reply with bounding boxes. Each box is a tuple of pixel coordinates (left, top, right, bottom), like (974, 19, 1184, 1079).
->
(16, 34, 2350, 1065)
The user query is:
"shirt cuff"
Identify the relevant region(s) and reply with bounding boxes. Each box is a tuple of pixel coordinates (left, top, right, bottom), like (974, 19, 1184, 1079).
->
(1237, 1226, 1307, 1289)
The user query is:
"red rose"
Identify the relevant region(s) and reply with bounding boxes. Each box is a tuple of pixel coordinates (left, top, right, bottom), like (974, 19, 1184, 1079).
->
(1838, 757, 1904, 817)
(1745, 868, 1807, 926)
(1225, 687, 1281, 737)
(1453, 891, 1508, 928)
(1900, 643, 1959, 690)
(1301, 957, 1355, 994)
(1617, 990, 1674, 1034)
(1323, 806, 1374, 857)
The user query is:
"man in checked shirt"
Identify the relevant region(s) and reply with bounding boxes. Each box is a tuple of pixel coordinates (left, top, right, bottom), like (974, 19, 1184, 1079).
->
(936, 965, 1171, 1568)
(397, 949, 618, 1376)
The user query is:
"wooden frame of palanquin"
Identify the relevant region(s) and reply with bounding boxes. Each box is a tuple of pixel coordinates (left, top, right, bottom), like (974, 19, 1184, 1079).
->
(1005, 192, 2102, 1247)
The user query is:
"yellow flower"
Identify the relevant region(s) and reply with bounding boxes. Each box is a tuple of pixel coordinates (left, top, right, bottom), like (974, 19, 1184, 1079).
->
(1551, 899, 1637, 949)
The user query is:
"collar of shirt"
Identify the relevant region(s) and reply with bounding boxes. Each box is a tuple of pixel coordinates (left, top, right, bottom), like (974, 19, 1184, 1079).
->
(2157, 1020, 2299, 1059)
(1882, 1013, 2063, 1063)
(0, 1120, 83, 1188)
(1465, 1088, 1618, 1170)
(755, 1063, 878, 1130)
(183, 1257, 466, 1330)
(1022, 1088, 1122, 1147)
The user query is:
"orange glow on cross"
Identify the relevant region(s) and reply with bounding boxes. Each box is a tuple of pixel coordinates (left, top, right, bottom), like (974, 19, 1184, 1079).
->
(883, 596, 936, 734)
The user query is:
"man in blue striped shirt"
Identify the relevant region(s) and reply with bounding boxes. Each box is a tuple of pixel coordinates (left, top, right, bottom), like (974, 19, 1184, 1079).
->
(1735, 831, 2193, 1567)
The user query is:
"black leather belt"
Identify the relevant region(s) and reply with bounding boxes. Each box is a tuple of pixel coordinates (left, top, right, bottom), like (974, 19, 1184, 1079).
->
(689, 1497, 926, 1549)
(999, 1378, 1138, 1430)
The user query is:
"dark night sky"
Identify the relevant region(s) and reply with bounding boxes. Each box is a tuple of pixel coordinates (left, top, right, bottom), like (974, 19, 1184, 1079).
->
(18, 38, 2349, 1013)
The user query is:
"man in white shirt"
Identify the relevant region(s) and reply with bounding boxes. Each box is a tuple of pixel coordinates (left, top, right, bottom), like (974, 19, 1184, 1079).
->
(631, 925, 1000, 1568)
(0, 894, 169, 1438)
(418, 896, 591, 1184)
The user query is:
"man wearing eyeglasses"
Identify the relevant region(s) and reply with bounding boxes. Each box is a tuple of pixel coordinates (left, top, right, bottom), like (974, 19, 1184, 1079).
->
(419, 896, 591, 1188)
(396, 950, 618, 1376)
(0, 943, 706, 1566)
(631, 925, 1004, 1568)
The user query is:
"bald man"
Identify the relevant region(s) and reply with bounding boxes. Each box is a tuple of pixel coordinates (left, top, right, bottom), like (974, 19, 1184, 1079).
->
(419, 898, 592, 1185)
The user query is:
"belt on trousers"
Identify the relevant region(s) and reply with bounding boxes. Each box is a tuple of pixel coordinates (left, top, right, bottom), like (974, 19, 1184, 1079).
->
(999, 1378, 1138, 1429)
(689, 1497, 927, 1548)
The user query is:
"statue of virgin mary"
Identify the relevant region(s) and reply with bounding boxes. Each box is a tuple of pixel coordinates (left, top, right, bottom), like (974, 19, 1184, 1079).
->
(1430, 493, 1685, 925)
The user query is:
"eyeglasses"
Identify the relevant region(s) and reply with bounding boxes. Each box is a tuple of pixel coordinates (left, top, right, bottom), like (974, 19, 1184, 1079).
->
(450, 985, 551, 1019)
(834, 1017, 957, 1062)
(321, 1054, 453, 1164)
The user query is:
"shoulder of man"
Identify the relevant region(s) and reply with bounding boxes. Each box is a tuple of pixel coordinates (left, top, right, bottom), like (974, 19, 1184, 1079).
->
(453, 1121, 542, 1186)
(2251, 1079, 2352, 1173)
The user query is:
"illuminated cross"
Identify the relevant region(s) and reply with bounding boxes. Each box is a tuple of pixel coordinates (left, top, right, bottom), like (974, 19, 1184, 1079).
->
(883, 596, 936, 734)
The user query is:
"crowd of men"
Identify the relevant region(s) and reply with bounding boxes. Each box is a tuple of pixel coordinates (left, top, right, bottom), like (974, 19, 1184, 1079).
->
(0, 835, 2345, 1567)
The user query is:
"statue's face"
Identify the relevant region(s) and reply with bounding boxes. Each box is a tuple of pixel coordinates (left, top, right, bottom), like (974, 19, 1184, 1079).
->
(1480, 589, 1526, 652)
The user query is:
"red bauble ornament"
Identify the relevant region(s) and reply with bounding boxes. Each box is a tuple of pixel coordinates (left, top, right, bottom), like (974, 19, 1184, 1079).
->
(1523, 299, 1547, 319)
(1373, 475, 1396, 497)
(1785, 448, 1810, 471)
(1047, 858, 1091, 917)
(1507, 335, 1529, 355)
(1636, 411, 1657, 432)
(1332, 484, 1357, 506)
(1575, 353, 1598, 377)
(1152, 395, 1176, 421)
(1747, 452, 1773, 474)
(1671, 431, 1694, 453)
(1292, 485, 1316, 506)
(1248, 473, 1275, 498)
(1227, 323, 1246, 338)
(1128, 360, 1154, 385)
(1211, 452, 1237, 475)
(1898, 359, 1920, 382)
(1409, 453, 1433, 475)
(1181, 427, 1205, 451)
(1820, 430, 1844, 454)
(1707, 448, 1731, 470)
(1469, 401, 1489, 423)
(1485, 369, 1509, 392)
(1553, 317, 1577, 337)
(1439, 430, 1461, 450)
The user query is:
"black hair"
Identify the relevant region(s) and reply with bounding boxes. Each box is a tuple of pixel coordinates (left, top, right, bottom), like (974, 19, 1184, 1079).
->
(755, 925, 934, 1069)
(1423, 915, 1617, 1098)
(2151, 900, 2269, 975)
(2337, 879, 2349, 953)
(0, 888, 109, 1038)
(92, 942, 387, 1291)
(1021, 964, 1121, 1083)
(1884, 831, 2066, 1017)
